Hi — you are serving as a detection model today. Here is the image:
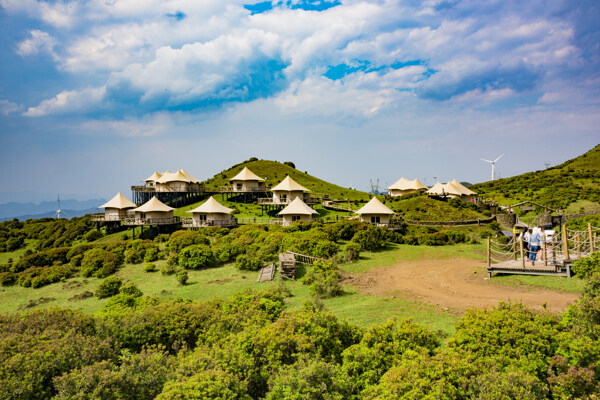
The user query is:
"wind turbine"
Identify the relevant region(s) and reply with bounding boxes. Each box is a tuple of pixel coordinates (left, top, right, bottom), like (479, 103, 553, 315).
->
(55, 195, 66, 219)
(481, 154, 504, 181)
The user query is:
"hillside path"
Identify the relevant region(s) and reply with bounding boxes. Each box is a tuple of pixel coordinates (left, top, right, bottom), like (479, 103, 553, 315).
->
(341, 258, 579, 313)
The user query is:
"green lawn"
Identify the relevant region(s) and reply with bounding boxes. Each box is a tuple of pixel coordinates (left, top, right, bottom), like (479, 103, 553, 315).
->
(0, 241, 583, 335)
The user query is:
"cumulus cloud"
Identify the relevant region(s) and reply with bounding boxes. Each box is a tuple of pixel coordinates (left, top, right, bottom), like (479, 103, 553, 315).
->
(23, 86, 106, 117)
(0, 100, 22, 115)
(3, 0, 598, 117)
(17, 30, 57, 56)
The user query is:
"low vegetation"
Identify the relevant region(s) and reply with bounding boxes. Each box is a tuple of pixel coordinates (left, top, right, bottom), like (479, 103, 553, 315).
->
(472, 144, 600, 209)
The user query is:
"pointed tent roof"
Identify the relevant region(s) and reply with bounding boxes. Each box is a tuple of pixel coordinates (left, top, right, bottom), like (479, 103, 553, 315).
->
(188, 196, 233, 215)
(179, 168, 200, 184)
(230, 167, 265, 182)
(156, 170, 191, 184)
(449, 179, 476, 196)
(426, 182, 446, 195)
(98, 193, 137, 209)
(133, 197, 175, 213)
(145, 171, 163, 182)
(355, 197, 394, 215)
(271, 175, 310, 192)
(387, 177, 427, 191)
(278, 197, 319, 215)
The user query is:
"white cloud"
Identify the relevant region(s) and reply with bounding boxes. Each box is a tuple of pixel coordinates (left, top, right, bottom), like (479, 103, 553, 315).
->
(17, 30, 57, 56)
(23, 86, 106, 117)
(0, 99, 22, 115)
(78, 112, 173, 137)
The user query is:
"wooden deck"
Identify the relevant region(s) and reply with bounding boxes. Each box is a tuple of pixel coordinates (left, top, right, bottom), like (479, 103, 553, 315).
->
(487, 257, 573, 278)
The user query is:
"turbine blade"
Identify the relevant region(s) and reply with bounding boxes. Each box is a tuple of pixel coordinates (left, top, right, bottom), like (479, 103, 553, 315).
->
(480, 158, 493, 163)
(494, 154, 504, 163)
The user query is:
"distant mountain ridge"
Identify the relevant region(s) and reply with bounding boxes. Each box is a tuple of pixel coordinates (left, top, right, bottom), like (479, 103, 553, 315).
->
(0, 199, 106, 221)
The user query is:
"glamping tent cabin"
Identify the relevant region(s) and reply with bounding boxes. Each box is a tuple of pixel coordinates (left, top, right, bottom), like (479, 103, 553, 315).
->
(144, 171, 163, 188)
(94, 192, 136, 222)
(229, 167, 266, 193)
(155, 169, 202, 193)
(355, 197, 395, 226)
(267, 175, 312, 204)
(183, 196, 236, 228)
(387, 177, 427, 197)
(426, 180, 476, 201)
(125, 196, 177, 226)
(278, 197, 318, 226)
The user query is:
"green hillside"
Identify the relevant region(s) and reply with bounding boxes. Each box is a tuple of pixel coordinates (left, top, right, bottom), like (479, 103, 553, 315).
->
(204, 158, 370, 201)
(471, 144, 600, 210)
(385, 194, 487, 221)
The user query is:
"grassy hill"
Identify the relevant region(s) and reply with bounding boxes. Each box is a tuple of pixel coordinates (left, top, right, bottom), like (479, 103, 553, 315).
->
(471, 144, 600, 210)
(204, 158, 370, 201)
(385, 194, 487, 221)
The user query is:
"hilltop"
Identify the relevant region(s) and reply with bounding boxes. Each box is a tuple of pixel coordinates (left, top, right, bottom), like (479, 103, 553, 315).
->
(204, 158, 370, 201)
(471, 144, 600, 210)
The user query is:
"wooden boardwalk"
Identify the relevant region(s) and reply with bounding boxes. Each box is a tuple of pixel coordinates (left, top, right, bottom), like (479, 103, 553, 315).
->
(487, 257, 573, 278)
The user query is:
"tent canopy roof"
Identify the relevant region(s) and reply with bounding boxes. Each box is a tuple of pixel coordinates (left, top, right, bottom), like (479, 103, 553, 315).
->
(355, 197, 394, 215)
(271, 175, 310, 192)
(188, 196, 233, 214)
(230, 167, 265, 182)
(145, 171, 163, 182)
(426, 180, 476, 196)
(278, 197, 318, 215)
(156, 170, 192, 184)
(99, 192, 137, 209)
(133, 197, 174, 213)
(387, 177, 426, 191)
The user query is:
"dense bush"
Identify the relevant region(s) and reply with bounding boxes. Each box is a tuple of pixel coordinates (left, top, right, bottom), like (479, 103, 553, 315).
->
(176, 269, 189, 285)
(301, 260, 343, 298)
(178, 245, 217, 270)
(96, 277, 123, 298)
(572, 251, 600, 278)
(235, 254, 264, 271)
(81, 248, 121, 278)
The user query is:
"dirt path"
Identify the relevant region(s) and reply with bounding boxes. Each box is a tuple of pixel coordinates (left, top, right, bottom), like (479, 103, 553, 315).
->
(341, 258, 579, 313)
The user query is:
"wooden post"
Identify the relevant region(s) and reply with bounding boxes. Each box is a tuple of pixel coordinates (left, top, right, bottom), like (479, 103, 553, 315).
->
(589, 223, 594, 253)
(552, 235, 556, 266)
(520, 236, 525, 268)
(513, 234, 517, 261)
(562, 225, 570, 261)
(543, 240, 547, 266)
(487, 237, 491, 268)
(575, 235, 580, 258)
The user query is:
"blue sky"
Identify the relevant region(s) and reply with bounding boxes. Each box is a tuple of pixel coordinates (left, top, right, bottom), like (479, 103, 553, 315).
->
(0, 0, 599, 202)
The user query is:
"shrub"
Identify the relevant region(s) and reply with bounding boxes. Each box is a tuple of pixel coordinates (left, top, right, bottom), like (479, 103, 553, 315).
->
(81, 248, 121, 278)
(176, 269, 189, 285)
(96, 277, 123, 298)
(344, 242, 361, 262)
(572, 252, 600, 278)
(301, 260, 342, 298)
(235, 254, 264, 271)
(119, 282, 143, 297)
(161, 263, 177, 276)
(82, 230, 103, 242)
(144, 263, 157, 272)
(178, 245, 216, 270)
(144, 246, 159, 262)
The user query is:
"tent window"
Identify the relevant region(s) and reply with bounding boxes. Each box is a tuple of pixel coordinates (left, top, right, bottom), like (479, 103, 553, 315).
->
(292, 215, 300, 222)
(199, 214, 207, 221)
(371, 216, 380, 224)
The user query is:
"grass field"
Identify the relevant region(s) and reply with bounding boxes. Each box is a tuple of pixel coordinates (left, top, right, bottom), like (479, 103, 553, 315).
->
(0, 241, 584, 335)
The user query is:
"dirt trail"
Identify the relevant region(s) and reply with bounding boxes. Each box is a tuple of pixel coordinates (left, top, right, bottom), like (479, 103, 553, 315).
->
(342, 258, 579, 313)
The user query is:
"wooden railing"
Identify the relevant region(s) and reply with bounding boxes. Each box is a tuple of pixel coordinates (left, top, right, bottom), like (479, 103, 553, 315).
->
(286, 251, 324, 265)
(91, 213, 133, 222)
(218, 186, 267, 193)
(237, 217, 282, 225)
(131, 185, 204, 193)
(257, 196, 322, 205)
(123, 216, 181, 226)
(181, 218, 237, 228)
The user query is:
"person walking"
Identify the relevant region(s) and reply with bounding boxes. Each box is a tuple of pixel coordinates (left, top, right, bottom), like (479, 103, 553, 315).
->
(529, 227, 541, 266)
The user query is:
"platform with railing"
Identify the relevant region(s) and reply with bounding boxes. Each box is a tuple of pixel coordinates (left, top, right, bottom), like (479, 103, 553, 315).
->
(181, 218, 237, 228)
(123, 216, 181, 226)
(486, 223, 599, 278)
